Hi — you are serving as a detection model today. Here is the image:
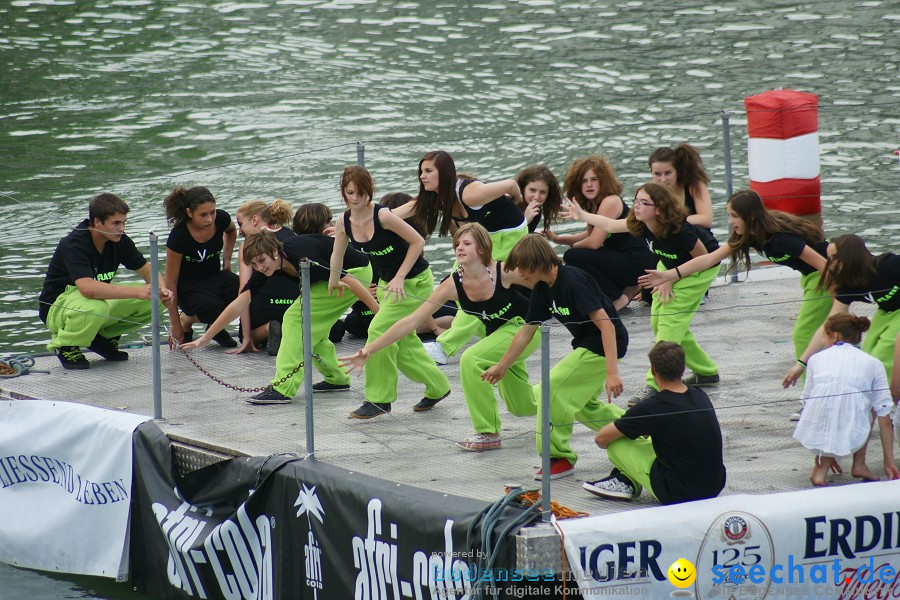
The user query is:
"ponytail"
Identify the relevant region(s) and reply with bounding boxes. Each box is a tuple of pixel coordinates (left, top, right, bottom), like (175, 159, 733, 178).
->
(165, 186, 215, 225)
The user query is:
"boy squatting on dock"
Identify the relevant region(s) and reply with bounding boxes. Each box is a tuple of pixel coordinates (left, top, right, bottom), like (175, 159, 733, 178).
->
(38, 193, 172, 369)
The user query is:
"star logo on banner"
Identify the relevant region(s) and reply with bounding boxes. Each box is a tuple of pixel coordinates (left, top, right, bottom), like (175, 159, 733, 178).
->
(294, 484, 325, 525)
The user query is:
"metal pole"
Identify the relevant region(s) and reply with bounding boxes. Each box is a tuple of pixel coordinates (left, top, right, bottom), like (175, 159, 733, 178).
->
(722, 110, 738, 283)
(301, 259, 315, 458)
(149, 231, 162, 420)
(540, 324, 551, 522)
(356, 141, 365, 167)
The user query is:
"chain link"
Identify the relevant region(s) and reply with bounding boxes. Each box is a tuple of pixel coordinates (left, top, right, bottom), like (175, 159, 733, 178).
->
(176, 345, 308, 393)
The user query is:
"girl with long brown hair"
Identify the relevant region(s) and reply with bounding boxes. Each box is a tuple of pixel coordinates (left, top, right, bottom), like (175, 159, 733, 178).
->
(563, 182, 720, 406)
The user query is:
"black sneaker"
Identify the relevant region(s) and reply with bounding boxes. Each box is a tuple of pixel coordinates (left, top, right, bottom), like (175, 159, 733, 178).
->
(56, 346, 90, 370)
(350, 401, 391, 419)
(88, 335, 128, 361)
(267, 320, 282, 356)
(682, 373, 720, 387)
(413, 389, 450, 412)
(583, 468, 637, 500)
(245, 389, 291, 405)
(312, 381, 350, 393)
(212, 329, 238, 348)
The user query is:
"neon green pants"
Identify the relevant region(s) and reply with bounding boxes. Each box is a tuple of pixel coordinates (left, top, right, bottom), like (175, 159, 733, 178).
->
(365, 268, 451, 404)
(607, 436, 657, 499)
(272, 265, 371, 398)
(645, 264, 719, 388)
(460, 318, 540, 433)
(535, 348, 625, 465)
(863, 308, 900, 378)
(435, 225, 528, 356)
(793, 271, 832, 359)
(45, 283, 155, 351)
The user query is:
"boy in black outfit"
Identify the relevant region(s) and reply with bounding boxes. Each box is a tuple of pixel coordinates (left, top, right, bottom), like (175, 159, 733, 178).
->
(586, 341, 726, 504)
(38, 193, 171, 369)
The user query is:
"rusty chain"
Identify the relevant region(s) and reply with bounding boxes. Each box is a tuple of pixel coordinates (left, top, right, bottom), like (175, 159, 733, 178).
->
(176, 345, 314, 393)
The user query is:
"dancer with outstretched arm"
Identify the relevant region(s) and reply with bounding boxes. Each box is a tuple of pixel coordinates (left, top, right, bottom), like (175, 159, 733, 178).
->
(329, 165, 451, 419)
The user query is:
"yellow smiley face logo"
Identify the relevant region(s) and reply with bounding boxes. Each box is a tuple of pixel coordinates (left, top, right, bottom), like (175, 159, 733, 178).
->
(667, 558, 697, 588)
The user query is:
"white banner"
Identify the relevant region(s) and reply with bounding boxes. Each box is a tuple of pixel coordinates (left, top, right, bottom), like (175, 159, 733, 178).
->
(558, 482, 900, 600)
(0, 399, 149, 579)
(747, 132, 820, 182)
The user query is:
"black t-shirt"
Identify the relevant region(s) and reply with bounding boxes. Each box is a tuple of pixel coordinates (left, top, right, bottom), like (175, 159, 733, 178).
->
(835, 253, 900, 313)
(603, 198, 650, 256)
(165, 209, 232, 281)
(272, 227, 295, 243)
(453, 261, 529, 336)
(615, 387, 726, 505)
(282, 234, 369, 284)
(39, 220, 147, 322)
(751, 234, 827, 276)
(525, 265, 627, 358)
(527, 212, 541, 233)
(344, 204, 428, 282)
(452, 179, 527, 233)
(242, 268, 299, 298)
(643, 221, 719, 270)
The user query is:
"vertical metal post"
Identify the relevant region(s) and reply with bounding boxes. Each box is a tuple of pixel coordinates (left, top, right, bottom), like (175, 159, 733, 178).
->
(301, 259, 315, 458)
(149, 231, 163, 420)
(540, 324, 551, 522)
(722, 110, 739, 282)
(356, 141, 365, 167)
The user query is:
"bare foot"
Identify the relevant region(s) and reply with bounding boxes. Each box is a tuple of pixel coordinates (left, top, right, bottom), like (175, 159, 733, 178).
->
(851, 464, 880, 481)
(811, 458, 831, 486)
(810, 467, 829, 486)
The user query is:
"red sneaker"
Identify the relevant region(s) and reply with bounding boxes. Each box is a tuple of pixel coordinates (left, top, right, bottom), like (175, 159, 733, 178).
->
(534, 458, 574, 480)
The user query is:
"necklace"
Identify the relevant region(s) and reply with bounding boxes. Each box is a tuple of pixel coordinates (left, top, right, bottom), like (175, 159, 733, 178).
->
(458, 263, 495, 291)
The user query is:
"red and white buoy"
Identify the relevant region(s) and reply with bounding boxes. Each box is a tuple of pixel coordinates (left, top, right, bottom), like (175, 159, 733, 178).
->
(744, 90, 820, 223)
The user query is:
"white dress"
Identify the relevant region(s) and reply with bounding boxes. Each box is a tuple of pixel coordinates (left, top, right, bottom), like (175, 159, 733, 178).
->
(793, 343, 892, 457)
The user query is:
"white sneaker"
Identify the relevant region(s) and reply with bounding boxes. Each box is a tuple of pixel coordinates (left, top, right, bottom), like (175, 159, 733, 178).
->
(583, 469, 637, 500)
(627, 385, 656, 407)
(423, 341, 450, 365)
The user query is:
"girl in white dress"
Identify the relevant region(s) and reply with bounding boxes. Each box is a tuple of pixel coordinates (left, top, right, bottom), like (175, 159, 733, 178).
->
(794, 313, 899, 486)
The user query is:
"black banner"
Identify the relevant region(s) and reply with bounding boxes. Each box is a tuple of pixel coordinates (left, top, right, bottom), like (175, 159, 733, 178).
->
(130, 423, 534, 599)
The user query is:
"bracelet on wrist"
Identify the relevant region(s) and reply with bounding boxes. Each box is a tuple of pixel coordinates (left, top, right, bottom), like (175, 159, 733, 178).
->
(796, 359, 807, 368)
(674, 266, 683, 279)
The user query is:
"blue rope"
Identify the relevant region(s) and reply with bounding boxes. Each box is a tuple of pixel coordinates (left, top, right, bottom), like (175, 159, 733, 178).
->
(0, 355, 50, 378)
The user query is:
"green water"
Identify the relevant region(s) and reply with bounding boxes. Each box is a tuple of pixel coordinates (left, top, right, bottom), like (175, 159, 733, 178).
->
(0, 0, 897, 590)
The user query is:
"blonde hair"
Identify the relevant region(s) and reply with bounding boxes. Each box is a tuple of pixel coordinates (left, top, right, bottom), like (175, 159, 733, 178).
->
(261, 198, 293, 227)
(453, 223, 492, 266)
(237, 200, 267, 219)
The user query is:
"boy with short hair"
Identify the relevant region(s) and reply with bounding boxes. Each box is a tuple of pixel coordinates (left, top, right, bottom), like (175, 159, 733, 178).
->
(39, 193, 171, 369)
(481, 234, 627, 480)
(586, 341, 726, 504)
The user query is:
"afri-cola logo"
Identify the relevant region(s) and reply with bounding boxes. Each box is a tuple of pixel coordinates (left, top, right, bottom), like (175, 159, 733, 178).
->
(294, 483, 325, 598)
(152, 488, 274, 600)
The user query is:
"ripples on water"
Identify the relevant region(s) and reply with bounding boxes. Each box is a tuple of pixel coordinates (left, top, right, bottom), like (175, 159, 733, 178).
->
(0, 0, 898, 357)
